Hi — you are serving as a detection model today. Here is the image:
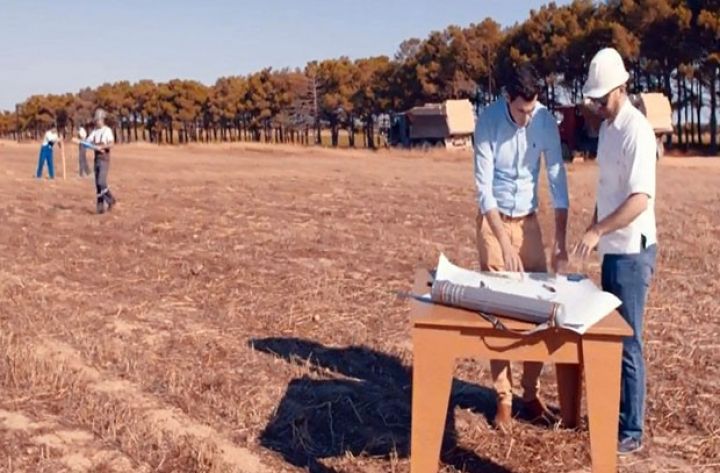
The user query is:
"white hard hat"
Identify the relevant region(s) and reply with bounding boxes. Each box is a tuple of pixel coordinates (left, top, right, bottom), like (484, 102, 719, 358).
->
(582, 48, 630, 98)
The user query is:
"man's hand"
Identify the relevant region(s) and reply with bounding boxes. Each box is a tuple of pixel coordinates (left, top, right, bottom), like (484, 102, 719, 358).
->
(574, 226, 601, 259)
(552, 209, 569, 273)
(501, 241, 524, 273)
(483, 209, 524, 273)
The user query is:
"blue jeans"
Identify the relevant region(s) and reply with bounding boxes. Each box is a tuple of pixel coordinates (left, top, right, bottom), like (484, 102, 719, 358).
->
(36, 145, 55, 179)
(601, 244, 657, 441)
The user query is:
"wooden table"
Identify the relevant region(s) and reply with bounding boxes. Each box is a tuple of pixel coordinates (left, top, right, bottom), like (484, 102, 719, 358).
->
(409, 270, 632, 473)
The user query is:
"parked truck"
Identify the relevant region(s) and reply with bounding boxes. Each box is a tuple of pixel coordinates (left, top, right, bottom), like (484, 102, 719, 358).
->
(388, 99, 476, 150)
(557, 92, 673, 161)
(633, 92, 673, 159)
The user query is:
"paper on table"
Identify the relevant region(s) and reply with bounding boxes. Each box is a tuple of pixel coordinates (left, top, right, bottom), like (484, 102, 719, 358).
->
(431, 254, 621, 334)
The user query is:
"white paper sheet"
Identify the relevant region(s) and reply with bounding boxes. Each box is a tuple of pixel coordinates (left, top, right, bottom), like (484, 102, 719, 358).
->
(432, 254, 621, 334)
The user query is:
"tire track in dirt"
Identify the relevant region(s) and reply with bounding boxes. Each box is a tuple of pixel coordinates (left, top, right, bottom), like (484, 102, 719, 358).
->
(0, 408, 147, 472)
(25, 337, 276, 473)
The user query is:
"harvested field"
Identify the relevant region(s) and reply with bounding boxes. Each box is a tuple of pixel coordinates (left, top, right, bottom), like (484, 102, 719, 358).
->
(0, 141, 718, 472)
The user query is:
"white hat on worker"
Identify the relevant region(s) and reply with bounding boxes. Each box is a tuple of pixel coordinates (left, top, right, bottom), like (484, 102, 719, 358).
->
(582, 48, 630, 98)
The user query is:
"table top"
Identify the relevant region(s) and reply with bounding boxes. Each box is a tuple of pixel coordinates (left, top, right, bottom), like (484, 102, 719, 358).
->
(410, 269, 632, 338)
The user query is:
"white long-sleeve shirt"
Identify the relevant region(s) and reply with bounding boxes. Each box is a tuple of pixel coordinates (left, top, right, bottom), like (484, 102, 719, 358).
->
(87, 126, 114, 147)
(42, 130, 60, 147)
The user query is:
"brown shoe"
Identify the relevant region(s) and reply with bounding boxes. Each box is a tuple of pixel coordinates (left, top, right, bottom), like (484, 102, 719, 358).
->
(523, 397, 559, 427)
(494, 402, 513, 430)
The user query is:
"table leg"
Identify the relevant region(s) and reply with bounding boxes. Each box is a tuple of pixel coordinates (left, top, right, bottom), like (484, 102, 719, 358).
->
(411, 328, 455, 473)
(582, 337, 623, 473)
(556, 363, 582, 429)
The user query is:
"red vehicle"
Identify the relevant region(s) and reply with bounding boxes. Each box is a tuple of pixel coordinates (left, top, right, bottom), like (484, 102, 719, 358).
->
(556, 104, 601, 161)
(557, 93, 672, 161)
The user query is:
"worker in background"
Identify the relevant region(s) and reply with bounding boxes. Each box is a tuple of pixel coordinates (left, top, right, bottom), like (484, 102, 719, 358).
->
(77, 124, 91, 177)
(575, 48, 658, 456)
(473, 63, 570, 429)
(36, 124, 62, 179)
(87, 109, 116, 214)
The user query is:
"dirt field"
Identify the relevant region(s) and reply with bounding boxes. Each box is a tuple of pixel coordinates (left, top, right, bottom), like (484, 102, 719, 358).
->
(0, 141, 718, 473)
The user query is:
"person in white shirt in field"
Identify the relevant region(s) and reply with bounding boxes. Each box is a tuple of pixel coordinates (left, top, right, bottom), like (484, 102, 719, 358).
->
(87, 109, 116, 214)
(36, 125, 63, 179)
(575, 48, 658, 456)
(77, 124, 91, 177)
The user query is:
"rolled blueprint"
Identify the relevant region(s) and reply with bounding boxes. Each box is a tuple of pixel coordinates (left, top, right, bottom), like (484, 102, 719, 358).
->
(430, 280, 564, 327)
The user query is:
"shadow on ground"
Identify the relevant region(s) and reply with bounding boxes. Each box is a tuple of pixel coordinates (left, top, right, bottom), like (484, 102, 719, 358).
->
(251, 337, 515, 473)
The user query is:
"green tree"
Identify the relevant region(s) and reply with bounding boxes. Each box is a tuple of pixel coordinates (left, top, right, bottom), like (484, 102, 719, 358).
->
(170, 80, 209, 143)
(461, 18, 503, 104)
(209, 76, 246, 142)
(352, 56, 392, 148)
(696, 0, 720, 152)
(314, 58, 356, 147)
(131, 80, 157, 141)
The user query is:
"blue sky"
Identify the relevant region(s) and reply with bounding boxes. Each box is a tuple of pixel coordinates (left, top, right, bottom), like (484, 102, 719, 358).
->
(0, 0, 570, 111)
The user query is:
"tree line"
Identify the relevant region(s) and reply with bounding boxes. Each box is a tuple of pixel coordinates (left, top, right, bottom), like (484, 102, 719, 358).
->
(1, 0, 718, 153)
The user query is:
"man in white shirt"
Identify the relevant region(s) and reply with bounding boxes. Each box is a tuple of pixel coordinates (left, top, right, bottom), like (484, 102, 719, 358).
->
(87, 109, 116, 214)
(575, 48, 658, 456)
(36, 125, 62, 179)
(77, 125, 91, 177)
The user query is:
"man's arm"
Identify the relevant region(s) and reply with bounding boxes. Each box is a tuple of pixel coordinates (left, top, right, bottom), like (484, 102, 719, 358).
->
(543, 110, 570, 271)
(98, 143, 114, 154)
(474, 114, 523, 272)
(576, 194, 648, 258)
(582, 205, 598, 238)
(552, 208, 568, 270)
(596, 194, 648, 235)
(474, 114, 498, 217)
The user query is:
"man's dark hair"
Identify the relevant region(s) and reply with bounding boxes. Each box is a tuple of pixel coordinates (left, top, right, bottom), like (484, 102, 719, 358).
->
(506, 63, 543, 102)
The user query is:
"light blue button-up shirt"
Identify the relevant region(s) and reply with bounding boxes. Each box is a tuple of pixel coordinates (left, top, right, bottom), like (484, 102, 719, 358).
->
(474, 99, 569, 216)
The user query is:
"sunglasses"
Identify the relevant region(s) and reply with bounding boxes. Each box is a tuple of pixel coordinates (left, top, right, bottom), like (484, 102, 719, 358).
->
(589, 87, 618, 107)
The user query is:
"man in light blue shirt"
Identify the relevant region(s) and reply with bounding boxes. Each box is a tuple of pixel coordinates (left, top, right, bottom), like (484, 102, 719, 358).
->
(474, 63, 570, 429)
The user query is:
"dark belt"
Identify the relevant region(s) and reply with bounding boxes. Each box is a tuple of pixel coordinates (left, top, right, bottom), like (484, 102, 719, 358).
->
(499, 211, 535, 222)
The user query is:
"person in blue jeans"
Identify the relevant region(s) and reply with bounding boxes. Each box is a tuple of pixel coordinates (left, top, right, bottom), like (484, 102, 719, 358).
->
(36, 125, 63, 179)
(575, 48, 658, 455)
